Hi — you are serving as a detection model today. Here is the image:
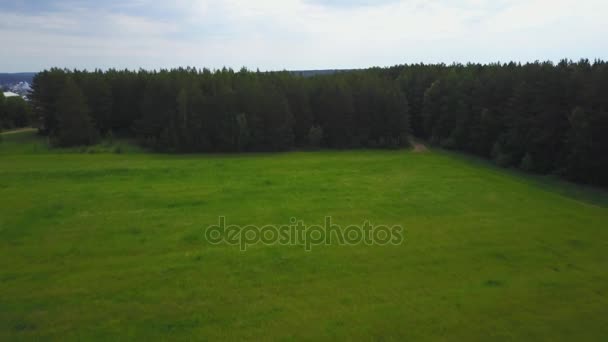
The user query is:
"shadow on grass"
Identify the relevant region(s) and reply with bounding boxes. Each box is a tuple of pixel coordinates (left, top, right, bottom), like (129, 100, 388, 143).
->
(0, 129, 145, 155)
(4, 129, 607, 207)
(434, 148, 608, 208)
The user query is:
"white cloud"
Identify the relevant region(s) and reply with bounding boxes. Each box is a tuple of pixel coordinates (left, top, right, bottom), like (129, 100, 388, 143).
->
(0, 0, 606, 72)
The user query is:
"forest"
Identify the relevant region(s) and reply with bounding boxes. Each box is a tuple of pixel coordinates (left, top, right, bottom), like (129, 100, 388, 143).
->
(0, 92, 31, 130)
(26, 60, 608, 186)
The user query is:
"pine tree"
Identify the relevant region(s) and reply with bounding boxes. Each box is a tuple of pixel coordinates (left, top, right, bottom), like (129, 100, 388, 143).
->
(285, 80, 313, 147)
(565, 107, 608, 184)
(82, 75, 113, 134)
(0, 91, 6, 129)
(22, 62, 608, 186)
(30, 68, 69, 134)
(421, 80, 443, 140)
(54, 78, 99, 146)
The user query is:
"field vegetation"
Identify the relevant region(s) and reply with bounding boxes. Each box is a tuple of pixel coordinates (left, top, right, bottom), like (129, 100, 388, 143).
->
(1, 130, 607, 340)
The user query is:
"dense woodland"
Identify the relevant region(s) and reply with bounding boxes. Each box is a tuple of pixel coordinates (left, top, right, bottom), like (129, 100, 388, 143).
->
(24, 60, 608, 186)
(0, 92, 31, 130)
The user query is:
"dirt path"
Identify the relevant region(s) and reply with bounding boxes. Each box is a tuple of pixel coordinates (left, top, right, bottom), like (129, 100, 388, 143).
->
(0, 127, 36, 135)
(412, 142, 428, 153)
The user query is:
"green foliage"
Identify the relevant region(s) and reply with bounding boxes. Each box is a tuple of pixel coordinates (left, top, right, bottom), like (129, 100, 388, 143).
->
(422, 80, 444, 138)
(565, 107, 608, 184)
(53, 78, 99, 147)
(30, 67, 412, 153)
(307, 125, 323, 148)
(0, 92, 32, 129)
(0, 91, 5, 129)
(27, 60, 608, 185)
(80, 73, 113, 133)
(4, 97, 32, 128)
(235, 113, 249, 151)
(30, 68, 69, 134)
(492, 140, 514, 168)
(519, 152, 535, 172)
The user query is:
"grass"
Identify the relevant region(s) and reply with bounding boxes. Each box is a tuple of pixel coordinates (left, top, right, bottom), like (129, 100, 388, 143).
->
(1, 130, 607, 340)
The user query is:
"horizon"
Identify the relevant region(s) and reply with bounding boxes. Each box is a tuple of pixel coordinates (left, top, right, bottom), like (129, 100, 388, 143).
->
(3, 58, 608, 75)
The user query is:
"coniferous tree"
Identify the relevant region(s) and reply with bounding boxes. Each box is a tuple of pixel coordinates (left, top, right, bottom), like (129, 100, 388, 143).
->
(313, 81, 354, 148)
(0, 91, 6, 129)
(308, 125, 323, 148)
(284, 79, 313, 147)
(565, 107, 608, 184)
(53, 77, 99, 146)
(421, 80, 444, 140)
(30, 68, 68, 134)
(25, 61, 608, 186)
(82, 74, 113, 134)
(4, 97, 31, 128)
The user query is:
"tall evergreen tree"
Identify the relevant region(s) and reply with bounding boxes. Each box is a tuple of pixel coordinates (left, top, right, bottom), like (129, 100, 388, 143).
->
(0, 91, 6, 129)
(54, 78, 99, 146)
(24, 61, 608, 186)
(82, 74, 113, 134)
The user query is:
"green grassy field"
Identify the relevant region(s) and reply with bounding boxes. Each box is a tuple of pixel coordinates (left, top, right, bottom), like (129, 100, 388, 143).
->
(1, 130, 607, 340)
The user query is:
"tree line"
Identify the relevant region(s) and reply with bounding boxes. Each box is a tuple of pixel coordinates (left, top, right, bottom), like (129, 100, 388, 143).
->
(28, 60, 608, 186)
(0, 92, 31, 130)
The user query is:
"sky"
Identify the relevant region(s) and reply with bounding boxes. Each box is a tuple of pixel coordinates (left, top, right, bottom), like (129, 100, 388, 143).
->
(0, 0, 607, 72)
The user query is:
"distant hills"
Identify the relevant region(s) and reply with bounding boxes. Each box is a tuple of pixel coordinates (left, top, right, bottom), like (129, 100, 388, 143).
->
(291, 69, 353, 77)
(0, 73, 36, 86)
(1, 73, 36, 97)
(0, 70, 352, 83)
(0, 70, 350, 98)
(0, 70, 348, 94)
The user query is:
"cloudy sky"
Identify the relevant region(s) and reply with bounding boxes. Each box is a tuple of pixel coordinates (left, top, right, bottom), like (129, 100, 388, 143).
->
(0, 0, 606, 72)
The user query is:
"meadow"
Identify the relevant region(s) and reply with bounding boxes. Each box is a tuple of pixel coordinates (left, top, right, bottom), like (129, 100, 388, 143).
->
(1, 130, 607, 340)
